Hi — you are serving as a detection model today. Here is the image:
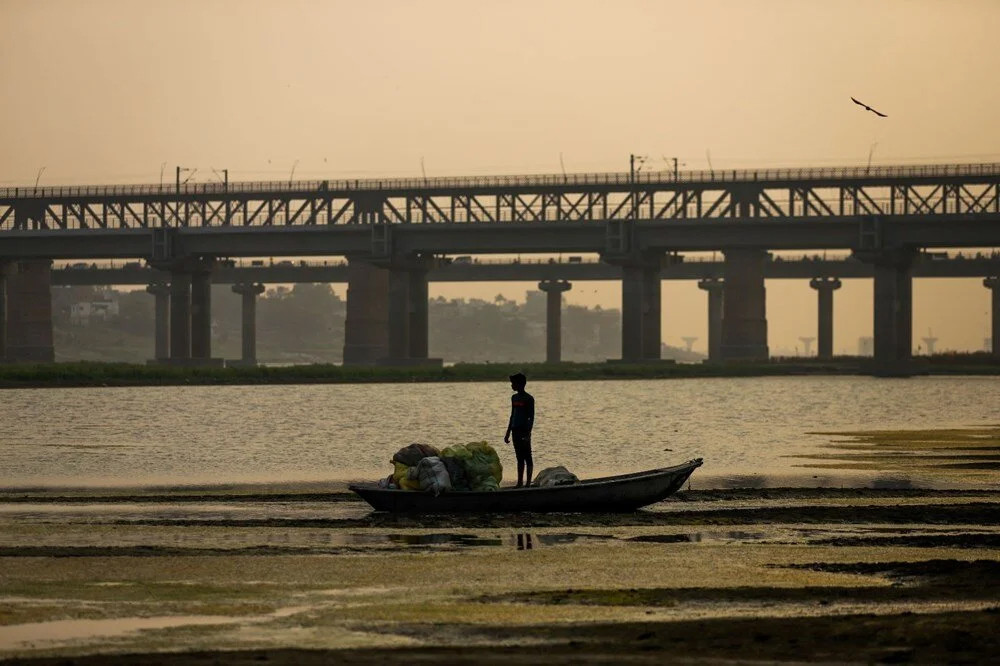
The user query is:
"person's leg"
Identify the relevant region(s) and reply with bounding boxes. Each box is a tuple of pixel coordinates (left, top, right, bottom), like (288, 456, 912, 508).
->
(525, 445, 533, 487)
(513, 433, 527, 487)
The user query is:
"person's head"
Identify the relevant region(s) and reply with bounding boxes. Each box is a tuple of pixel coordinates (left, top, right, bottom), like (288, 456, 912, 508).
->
(509, 372, 527, 391)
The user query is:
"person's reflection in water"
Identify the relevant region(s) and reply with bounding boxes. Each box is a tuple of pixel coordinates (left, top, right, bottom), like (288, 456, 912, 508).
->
(516, 533, 534, 550)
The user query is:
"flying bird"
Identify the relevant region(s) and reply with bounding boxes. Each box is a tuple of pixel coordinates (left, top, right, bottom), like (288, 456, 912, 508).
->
(851, 97, 887, 117)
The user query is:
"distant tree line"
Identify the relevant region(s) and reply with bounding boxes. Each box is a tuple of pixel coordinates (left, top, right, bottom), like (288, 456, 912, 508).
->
(50, 285, 703, 364)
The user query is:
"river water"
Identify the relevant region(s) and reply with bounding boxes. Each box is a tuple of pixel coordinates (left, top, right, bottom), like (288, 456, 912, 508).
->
(1, 376, 998, 489)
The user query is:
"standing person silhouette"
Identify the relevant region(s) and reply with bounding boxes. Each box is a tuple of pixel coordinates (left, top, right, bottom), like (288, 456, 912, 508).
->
(504, 372, 535, 487)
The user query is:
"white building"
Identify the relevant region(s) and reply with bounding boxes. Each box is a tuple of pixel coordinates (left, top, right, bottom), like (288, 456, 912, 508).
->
(70, 299, 120, 325)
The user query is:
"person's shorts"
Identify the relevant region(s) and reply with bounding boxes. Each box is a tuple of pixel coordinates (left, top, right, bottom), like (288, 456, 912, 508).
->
(511, 430, 532, 462)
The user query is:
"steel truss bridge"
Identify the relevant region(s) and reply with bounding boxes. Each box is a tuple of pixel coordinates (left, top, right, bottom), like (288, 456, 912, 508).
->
(3, 161, 999, 369)
(3, 162, 1000, 231)
(1, 161, 998, 266)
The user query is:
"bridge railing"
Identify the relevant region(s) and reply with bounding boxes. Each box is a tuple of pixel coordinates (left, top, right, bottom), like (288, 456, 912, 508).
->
(4, 162, 1000, 200)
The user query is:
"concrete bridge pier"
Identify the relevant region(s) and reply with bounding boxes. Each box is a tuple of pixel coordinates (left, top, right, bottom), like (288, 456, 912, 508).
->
(231, 283, 266, 365)
(538, 279, 571, 363)
(697, 278, 724, 362)
(721, 249, 769, 360)
(0, 261, 8, 361)
(620, 263, 643, 361)
(190, 260, 215, 361)
(408, 261, 431, 360)
(641, 263, 662, 360)
(342, 258, 389, 365)
(985, 277, 1000, 357)
(809, 277, 842, 359)
(381, 254, 440, 366)
(610, 253, 662, 362)
(145, 282, 170, 362)
(161, 257, 221, 366)
(3, 259, 55, 362)
(386, 267, 411, 361)
(168, 271, 192, 361)
(861, 248, 916, 373)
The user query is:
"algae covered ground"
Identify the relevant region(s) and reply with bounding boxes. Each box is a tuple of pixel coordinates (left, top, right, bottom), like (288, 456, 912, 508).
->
(2, 427, 1000, 664)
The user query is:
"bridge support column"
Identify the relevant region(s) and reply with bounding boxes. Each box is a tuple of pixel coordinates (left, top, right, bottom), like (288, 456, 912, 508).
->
(721, 249, 769, 360)
(4, 259, 54, 362)
(810, 277, 842, 360)
(698, 278, 724, 362)
(386, 267, 410, 361)
(380, 254, 440, 366)
(190, 259, 215, 361)
(0, 262, 8, 361)
(538, 280, 571, 363)
(641, 264, 662, 360)
(621, 263, 643, 362)
(408, 263, 430, 360)
(231, 283, 266, 366)
(169, 271, 192, 361)
(343, 258, 389, 365)
(857, 248, 915, 374)
(985, 277, 1000, 358)
(607, 252, 662, 362)
(145, 282, 170, 362)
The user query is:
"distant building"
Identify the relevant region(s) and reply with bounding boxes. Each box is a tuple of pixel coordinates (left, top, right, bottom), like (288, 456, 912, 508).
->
(70, 299, 119, 325)
(857, 336, 874, 356)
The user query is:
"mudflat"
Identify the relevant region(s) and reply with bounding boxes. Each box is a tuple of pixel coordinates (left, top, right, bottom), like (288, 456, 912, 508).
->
(1, 485, 999, 665)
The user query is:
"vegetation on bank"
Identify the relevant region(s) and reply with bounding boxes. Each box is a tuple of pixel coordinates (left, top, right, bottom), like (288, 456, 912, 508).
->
(0, 354, 997, 388)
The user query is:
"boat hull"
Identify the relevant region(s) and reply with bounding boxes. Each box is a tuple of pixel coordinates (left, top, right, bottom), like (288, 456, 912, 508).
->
(349, 458, 703, 513)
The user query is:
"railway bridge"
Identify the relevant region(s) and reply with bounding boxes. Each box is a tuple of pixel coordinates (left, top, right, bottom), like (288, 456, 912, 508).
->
(2, 161, 999, 370)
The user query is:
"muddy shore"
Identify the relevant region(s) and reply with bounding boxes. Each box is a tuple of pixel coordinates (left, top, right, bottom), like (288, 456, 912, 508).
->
(1, 485, 999, 665)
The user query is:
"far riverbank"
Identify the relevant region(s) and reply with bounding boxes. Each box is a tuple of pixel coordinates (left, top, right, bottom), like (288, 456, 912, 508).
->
(0, 355, 997, 388)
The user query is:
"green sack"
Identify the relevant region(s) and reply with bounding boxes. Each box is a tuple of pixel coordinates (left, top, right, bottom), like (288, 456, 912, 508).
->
(441, 444, 473, 461)
(471, 477, 500, 492)
(461, 441, 503, 486)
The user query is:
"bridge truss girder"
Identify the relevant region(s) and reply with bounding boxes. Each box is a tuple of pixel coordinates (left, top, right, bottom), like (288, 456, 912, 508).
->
(2, 178, 999, 231)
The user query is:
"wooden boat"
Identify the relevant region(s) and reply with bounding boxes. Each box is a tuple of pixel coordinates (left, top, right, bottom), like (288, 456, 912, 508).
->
(349, 458, 703, 513)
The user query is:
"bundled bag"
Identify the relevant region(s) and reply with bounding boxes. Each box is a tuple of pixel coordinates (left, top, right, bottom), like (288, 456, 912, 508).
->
(392, 461, 421, 490)
(465, 441, 503, 487)
(442, 442, 502, 492)
(441, 457, 470, 491)
(392, 443, 440, 467)
(532, 466, 579, 488)
(408, 456, 452, 496)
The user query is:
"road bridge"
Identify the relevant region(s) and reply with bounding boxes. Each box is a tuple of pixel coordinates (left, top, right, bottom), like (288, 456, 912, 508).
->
(2, 161, 999, 369)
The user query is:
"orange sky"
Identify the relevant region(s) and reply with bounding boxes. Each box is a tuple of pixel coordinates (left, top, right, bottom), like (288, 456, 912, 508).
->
(2, 0, 998, 353)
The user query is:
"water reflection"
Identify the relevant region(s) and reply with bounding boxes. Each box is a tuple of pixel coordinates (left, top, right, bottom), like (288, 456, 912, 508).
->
(870, 476, 915, 490)
(699, 473, 920, 490)
(339, 532, 615, 550)
(333, 531, 771, 550)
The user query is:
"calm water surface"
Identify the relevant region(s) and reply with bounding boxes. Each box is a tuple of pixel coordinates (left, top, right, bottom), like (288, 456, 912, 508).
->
(2, 376, 997, 488)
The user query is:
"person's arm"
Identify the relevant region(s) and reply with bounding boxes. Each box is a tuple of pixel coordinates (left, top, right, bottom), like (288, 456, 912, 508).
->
(504, 398, 513, 443)
(527, 395, 535, 430)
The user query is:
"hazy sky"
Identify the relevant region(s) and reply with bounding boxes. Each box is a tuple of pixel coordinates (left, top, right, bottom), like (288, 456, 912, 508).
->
(2, 0, 998, 353)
